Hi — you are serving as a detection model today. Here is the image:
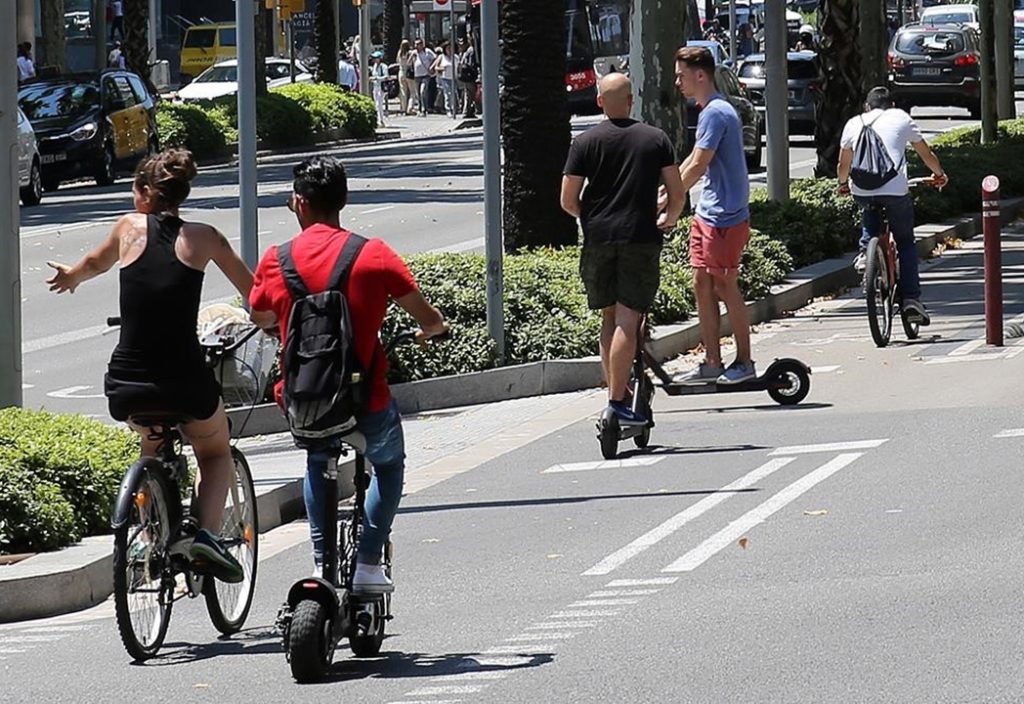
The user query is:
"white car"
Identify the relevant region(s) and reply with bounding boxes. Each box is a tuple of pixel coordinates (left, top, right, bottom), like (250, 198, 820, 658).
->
(920, 4, 981, 31)
(17, 107, 42, 206)
(1016, 24, 1024, 88)
(176, 58, 313, 102)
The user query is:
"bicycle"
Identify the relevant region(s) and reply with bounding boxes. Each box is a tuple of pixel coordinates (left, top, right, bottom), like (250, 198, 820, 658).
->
(862, 175, 944, 347)
(107, 315, 271, 661)
(276, 328, 447, 683)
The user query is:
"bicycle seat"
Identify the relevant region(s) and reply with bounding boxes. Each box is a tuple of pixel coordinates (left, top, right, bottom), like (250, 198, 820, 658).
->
(129, 413, 191, 429)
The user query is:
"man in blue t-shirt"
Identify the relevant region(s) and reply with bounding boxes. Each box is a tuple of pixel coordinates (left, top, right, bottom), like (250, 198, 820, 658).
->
(668, 46, 755, 385)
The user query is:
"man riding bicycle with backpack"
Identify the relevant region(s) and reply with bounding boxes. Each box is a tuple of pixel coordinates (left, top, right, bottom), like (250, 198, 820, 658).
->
(249, 156, 447, 594)
(838, 86, 948, 326)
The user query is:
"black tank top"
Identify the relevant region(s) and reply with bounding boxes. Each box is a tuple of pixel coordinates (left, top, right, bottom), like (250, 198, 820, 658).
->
(109, 213, 206, 378)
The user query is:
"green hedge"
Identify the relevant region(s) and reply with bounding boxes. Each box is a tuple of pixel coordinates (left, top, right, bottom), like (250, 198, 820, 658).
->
(155, 102, 229, 157)
(0, 409, 138, 554)
(272, 83, 377, 139)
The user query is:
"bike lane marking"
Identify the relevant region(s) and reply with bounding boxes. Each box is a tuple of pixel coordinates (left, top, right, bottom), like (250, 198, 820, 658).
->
(542, 456, 665, 473)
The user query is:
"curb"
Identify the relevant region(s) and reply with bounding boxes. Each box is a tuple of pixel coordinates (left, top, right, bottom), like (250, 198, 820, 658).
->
(4, 197, 1020, 623)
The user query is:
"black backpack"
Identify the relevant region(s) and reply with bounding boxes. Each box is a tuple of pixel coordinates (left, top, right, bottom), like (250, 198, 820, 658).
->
(850, 112, 903, 191)
(277, 234, 369, 449)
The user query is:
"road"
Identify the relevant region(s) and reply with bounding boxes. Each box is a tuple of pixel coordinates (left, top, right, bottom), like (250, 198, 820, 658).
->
(16, 108, 985, 418)
(3, 227, 1023, 702)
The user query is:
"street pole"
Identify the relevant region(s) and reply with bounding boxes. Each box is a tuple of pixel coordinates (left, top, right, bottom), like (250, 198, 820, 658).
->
(237, 0, 259, 272)
(450, 0, 457, 118)
(765, 0, 789, 201)
(359, 2, 371, 97)
(94, 0, 107, 69)
(288, 18, 296, 81)
(335, 0, 342, 85)
(995, 0, 1015, 120)
(148, 0, 158, 63)
(982, 175, 1003, 346)
(480, 0, 504, 361)
(0, 1, 22, 408)
(728, 0, 737, 61)
(979, 0, 997, 143)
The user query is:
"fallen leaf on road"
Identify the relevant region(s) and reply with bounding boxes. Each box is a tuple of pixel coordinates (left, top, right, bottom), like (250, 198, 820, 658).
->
(738, 537, 749, 550)
(803, 509, 829, 517)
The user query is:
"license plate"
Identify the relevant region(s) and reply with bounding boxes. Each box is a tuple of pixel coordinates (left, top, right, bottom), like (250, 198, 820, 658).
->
(41, 153, 66, 164)
(913, 67, 942, 77)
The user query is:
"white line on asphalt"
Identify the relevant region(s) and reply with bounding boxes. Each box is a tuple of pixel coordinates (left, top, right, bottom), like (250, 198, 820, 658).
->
(812, 365, 841, 373)
(0, 635, 64, 643)
(360, 205, 395, 214)
(994, 429, 1024, 438)
(924, 351, 1013, 365)
(426, 237, 484, 254)
(462, 655, 535, 668)
(46, 385, 106, 400)
(21, 383, 33, 389)
(0, 648, 27, 654)
(17, 625, 87, 633)
(525, 622, 598, 630)
(431, 671, 510, 681)
(949, 339, 987, 356)
(769, 439, 887, 456)
(506, 633, 576, 641)
(393, 699, 463, 703)
(586, 589, 661, 598)
(549, 609, 621, 618)
(23, 324, 110, 354)
(582, 456, 796, 576)
(663, 453, 863, 573)
(543, 456, 665, 474)
(567, 599, 641, 607)
(407, 685, 485, 695)
(605, 577, 678, 587)
(483, 645, 554, 654)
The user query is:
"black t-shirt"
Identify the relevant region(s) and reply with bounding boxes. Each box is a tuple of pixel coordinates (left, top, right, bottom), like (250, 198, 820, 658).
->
(563, 118, 677, 246)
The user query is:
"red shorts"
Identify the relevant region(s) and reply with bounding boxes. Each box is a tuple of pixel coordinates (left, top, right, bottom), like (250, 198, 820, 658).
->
(689, 217, 751, 276)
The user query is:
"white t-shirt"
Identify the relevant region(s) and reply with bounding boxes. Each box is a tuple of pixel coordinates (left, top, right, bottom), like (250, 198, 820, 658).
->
(840, 108, 924, 197)
(17, 56, 34, 81)
(414, 49, 435, 78)
(111, 1, 123, 17)
(435, 54, 456, 80)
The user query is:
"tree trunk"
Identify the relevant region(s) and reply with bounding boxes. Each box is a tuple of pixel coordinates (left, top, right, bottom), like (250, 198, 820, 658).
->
(383, 0, 404, 63)
(859, 0, 886, 95)
(315, 0, 339, 84)
(630, 0, 687, 159)
(39, 0, 67, 72)
(256, 6, 269, 97)
(124, 0, 151, 88)
(500, 0, 576, 251)
(814, 0, 861, 178)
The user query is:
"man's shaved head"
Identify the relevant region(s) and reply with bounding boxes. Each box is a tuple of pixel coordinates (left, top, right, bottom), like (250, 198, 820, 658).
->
(598, 73, 633, 118)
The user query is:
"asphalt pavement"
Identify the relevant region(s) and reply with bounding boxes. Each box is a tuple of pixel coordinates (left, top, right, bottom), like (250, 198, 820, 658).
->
(3, 225, 1023, 702)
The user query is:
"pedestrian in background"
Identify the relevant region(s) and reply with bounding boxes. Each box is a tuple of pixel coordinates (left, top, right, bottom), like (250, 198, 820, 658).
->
(412, 39, 435, 116)
(338, 50, 358, 91)
(370, 51, 389, 127)
(108, 40, 125, 69)
(458, 38, 479, 118)
(108, 0, 124, 41)
(431, 42, 457, 116)
(17, 42, 35, 84)
(398, 39, 415, 115)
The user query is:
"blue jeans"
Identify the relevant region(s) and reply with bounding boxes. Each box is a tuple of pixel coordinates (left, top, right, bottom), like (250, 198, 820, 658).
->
(304, 398, 405, 565)
(855, 193, 921, 300)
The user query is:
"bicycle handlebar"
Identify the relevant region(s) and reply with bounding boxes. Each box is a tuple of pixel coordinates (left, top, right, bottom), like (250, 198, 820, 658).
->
(385, 328, 451, 355)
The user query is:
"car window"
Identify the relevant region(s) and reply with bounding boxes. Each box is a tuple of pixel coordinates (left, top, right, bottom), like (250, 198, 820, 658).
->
(895, 31, 966, 55)
(195, 65, 239, 83)
(788, 59, 817, 80)
(218, 28, 237, 47)
(19, 82, 100, 121)
(184, 28, 216, 49)
(738, 61, 765, 79)
(266, 63, 291, 80)
(923, 10, 975, 25)
(128, 75, 150, 104)
(1016, 25, 1024, 47)
(114, 76, 138, 108)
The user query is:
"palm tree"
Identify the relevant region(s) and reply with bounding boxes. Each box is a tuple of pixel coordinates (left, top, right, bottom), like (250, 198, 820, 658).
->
(501, 0, 577, 250)
(383, 0, 405, 63)
(255, 6, 269, 97)
(814, 0, 862, 178)
(123, 0, 152, 89)
(315, 0, 338, 84)
(39, 0, 67, 72)
(630, 0, 689, 158)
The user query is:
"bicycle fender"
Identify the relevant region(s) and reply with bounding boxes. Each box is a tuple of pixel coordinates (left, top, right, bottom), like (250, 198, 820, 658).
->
(287, 577, 341, 614)
(110, 458, 164, 531)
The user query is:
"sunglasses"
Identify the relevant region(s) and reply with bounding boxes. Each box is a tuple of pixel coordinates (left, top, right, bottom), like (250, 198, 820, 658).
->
(286, 193, 304, 212)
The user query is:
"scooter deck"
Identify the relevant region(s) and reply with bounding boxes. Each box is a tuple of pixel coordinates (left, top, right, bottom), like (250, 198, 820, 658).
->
(660, 376, 772, 396)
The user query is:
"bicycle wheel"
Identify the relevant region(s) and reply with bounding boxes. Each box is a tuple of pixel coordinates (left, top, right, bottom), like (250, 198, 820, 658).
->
(900, 306, 921, 340)
(113, 460, 175, 661)
(864, 238, 893, 348)
(203, 448, 259, 634)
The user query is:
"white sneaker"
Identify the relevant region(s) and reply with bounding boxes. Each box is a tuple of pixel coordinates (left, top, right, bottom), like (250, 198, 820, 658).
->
(853, 251, 867, 274)
(353, 562, 394, 594)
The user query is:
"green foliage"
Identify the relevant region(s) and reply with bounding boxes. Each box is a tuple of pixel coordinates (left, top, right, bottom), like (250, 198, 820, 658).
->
(155, 102, 229, 157)
(273, 83, 377, 138)
(0, 409, 138, 554)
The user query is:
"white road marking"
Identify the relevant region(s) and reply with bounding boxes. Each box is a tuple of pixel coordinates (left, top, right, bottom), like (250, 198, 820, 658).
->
(543, 457, 665, 474)
(582, 456, 797, 576)
(567, 599, 641, 607)
(21, 383, 34, 389)
(461, 655, 535, 668)
(407, 685, 485, 695)
(46, 385, 106, 399)
(483, 645, 553, 654)
(769, 439, 887, 456)
(23, 324, 109, 354)
(924, 351, 1014, 364)
(0, 649, 26, 654)
(0, 635, 64, 643)
(812, 365, 841, 373)
(605, 577, 678, 587)
(663, 453, 863, 573)
(432, 671, 509, 681)
(427, 237, 484, 254)
(525, 622, 598, 630)
(394, 700, 463, 704)
(994, 428, 1024, 438)
(586, 589, 661, 598)
(506, 633, 575, 641)
(360, 205, 395, 214)
(550, 609, 621, 618)
(949, 339, 986, 356)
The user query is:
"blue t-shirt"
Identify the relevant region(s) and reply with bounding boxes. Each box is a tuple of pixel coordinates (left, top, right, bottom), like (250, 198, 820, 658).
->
(694, 94, 749, 228)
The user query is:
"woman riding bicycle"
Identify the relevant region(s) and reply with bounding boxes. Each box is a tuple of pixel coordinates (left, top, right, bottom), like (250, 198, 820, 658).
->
(46, 148, 254, 583)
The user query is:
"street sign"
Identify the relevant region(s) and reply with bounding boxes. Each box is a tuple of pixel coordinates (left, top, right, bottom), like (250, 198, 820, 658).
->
(433, 0, 450, 10)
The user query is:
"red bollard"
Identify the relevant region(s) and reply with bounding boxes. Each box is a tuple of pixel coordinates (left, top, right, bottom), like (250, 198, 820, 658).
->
(982, 175, 1003, 346)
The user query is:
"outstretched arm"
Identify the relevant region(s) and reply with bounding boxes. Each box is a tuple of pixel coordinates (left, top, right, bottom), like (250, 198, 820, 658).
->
(47, 214, 129, 293)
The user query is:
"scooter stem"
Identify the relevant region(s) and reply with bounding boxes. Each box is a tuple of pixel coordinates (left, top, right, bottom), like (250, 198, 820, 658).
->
(322, 454, 340, 587)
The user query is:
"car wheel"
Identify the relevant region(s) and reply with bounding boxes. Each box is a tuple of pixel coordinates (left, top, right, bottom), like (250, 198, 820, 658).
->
(95, 143, 116, 186)
(20, 159, 43, 206)
(41, 172, 60, 193)
(745, 123, 763, 170)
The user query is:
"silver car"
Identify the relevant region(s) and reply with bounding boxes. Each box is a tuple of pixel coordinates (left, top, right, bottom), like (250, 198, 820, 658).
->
(1015, 25, 1024, 89)
(17, 107, 42, 206)
(736, 51, 818, 134)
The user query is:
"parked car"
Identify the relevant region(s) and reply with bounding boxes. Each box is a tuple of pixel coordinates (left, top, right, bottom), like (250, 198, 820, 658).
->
(887, 24, 981, 118)
(176, 58, 314, 102)
(687, 39, 731, 66)
(18, 69, 159, 191)
(685, 64, 763, 170)
(1015, 24, 1024, 89)
(179, 23, 237, 85)
(920, 4, 981, 31)
(736, 51, 819, 134)
(17, 107, 42, 206)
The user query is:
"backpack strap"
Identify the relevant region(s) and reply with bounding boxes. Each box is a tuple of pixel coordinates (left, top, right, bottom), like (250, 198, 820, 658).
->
(326, 233, 369, 293)
(276, 241, 310, 300)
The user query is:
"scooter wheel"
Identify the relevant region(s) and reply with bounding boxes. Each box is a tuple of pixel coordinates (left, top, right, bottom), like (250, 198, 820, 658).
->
(599, 416, 619, 460)
(633, 425, 651, 449)
(288, 599, 333, 683)
(350, 601, 386, 657)
(766, 361, 810, 406)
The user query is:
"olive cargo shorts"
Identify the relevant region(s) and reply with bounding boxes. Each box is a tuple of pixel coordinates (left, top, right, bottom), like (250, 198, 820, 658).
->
(579, 243, 662, 313)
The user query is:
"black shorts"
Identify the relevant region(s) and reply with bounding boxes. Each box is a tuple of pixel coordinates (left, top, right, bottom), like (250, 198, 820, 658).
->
(579, 243, 662, 312)
(105, 365, 221, 423)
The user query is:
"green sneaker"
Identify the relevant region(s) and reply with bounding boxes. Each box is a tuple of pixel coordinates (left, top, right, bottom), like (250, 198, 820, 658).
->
(189, 529, 244, 584)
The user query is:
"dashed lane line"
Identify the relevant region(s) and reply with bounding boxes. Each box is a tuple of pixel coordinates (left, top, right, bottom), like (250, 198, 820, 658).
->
(769, 439, 887, 456)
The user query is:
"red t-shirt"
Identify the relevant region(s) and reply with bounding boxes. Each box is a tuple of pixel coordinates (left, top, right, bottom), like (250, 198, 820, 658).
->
(249, 224, 418, 414)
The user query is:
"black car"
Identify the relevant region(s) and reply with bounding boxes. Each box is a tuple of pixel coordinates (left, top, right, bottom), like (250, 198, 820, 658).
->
(18, 69, 159, 191)
(686, 64, 763, 170)
(887, 23, 982, 118)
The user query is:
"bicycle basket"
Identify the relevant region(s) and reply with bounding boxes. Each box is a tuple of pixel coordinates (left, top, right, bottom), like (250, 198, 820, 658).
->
(197, 304, 278, 408)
